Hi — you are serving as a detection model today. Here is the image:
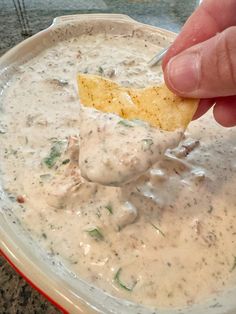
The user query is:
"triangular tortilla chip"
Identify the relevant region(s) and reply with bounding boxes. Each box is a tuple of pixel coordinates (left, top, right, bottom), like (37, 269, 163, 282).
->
(77, 74, 198, 131)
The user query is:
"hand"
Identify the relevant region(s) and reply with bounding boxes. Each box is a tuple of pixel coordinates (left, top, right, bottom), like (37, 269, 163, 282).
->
(162, 0, 236, 127)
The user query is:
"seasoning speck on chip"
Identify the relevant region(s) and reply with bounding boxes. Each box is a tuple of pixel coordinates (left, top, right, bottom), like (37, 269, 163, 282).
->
(77, 73, 198, 131)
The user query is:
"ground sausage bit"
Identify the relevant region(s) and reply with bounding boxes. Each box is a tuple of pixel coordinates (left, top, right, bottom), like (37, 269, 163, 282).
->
(16, 195, 26, 203)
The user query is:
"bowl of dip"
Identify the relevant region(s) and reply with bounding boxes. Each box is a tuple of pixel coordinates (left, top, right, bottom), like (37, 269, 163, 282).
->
(0, 14, 236, 314)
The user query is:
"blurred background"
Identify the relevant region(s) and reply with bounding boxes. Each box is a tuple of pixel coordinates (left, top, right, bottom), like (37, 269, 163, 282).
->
(0, 0, 199, 313)
(0, 0, 199, 55)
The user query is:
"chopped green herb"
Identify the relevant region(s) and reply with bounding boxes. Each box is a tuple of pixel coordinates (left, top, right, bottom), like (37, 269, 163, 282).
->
(141, 138, 154, 151)
(9, 195, 16, 202)
(105, 204, 113, 214)
(0, 129, 6, 134)
(118, 120, 133, 128)
(98, 66, 104, 75)
(42, 232, 47, 239)
(43, 141, 65, 168)
(114, 268, 136, 292)
(207, 205, 214, 214)
(150, 222, 165, 237)
(87, 228, 104, 241)
(40, 173, 51, 180)
(62, 158, 70, 165)
(49, 137, 58, 142)
(230, 256, 236, 272)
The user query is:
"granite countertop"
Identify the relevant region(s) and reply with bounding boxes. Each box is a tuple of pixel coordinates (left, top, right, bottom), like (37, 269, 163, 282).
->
(0, 0, 197, 313)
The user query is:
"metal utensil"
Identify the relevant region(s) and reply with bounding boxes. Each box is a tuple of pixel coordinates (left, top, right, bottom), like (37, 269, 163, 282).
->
(148, 1, 203, 67)
(148, 46, 169, 67)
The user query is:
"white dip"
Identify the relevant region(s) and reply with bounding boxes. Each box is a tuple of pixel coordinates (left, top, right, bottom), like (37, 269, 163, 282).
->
(79, 106, 182, 186)
(0, 33, 236, 309)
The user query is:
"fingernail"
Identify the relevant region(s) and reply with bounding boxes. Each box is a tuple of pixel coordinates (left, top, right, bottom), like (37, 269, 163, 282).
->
(166, 52, 200, 93)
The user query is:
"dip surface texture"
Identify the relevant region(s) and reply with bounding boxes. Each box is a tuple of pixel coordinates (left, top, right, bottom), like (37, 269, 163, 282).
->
(0, 33, 236, 310)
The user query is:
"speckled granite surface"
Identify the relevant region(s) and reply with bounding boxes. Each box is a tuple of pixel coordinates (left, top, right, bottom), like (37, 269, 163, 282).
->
(0, 256, 60, 313)
(0, 0, 197, 313)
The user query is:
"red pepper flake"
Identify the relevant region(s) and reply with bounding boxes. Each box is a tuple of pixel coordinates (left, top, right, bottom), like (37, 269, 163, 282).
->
(17, 195, 26, 203)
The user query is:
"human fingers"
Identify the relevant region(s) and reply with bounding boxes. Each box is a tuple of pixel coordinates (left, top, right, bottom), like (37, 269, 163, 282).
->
(162, 0, 236, 69)
(164, 27, 236, 98)
(213, 95, 236, 127)
(192, 99, 214, 120)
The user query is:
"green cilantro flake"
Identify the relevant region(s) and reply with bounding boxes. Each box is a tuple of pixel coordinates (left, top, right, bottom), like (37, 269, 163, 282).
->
(39, 173, 51, 180)
(43, 141, 65, 168)
(105, 204, 113, 214)
(98, 66, 104, 75)
(150, 222, 165, 237)
(114, 268, 136, 292)
(118, 120, 133, 128)
(87, 228, 104, 241)
(62, 158, 70, 165)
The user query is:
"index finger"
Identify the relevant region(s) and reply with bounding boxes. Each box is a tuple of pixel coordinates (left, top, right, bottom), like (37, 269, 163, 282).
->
(162, 0, 236, 69)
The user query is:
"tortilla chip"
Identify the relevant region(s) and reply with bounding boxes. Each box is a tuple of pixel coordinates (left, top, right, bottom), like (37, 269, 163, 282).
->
(77, 73, 198, 131)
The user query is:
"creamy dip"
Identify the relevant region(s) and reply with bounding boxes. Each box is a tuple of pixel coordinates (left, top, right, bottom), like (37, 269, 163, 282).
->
(79, 106, 182, 186)
(0, 33, 236, 310)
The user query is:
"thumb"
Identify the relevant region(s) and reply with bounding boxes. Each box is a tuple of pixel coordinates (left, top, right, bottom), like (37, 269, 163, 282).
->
(164, 26, 236, 98)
